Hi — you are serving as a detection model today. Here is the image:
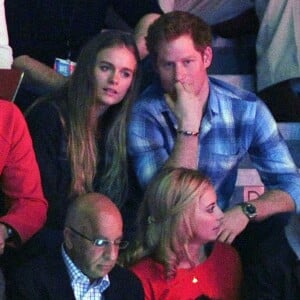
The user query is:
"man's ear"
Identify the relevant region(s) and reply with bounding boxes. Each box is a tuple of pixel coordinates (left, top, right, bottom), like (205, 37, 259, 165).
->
(203, 46, 213, 69)
(64, 227, 74, 250)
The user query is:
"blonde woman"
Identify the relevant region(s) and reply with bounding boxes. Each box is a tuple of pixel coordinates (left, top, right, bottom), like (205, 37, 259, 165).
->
(125, 167, 242, 300)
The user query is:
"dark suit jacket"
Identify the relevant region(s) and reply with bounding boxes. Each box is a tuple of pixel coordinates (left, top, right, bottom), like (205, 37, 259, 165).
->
(243, 229, 300, 300)
(8, 249, 144, 300)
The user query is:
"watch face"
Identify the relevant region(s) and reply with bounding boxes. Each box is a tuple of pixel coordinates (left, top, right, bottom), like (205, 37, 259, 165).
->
(241, 203, 257, 219)
(246, 203, 256, 214)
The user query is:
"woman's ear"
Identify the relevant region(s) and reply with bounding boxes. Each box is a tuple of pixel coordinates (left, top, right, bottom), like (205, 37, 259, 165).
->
(203, 46, 213, 69)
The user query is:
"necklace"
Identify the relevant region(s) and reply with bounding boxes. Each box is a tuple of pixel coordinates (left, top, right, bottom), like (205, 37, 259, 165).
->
(192, 276, 198, 284)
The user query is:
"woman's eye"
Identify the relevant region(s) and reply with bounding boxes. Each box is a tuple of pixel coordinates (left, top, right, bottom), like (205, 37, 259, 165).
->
(121, 71, 131, 78)
(207, 205, 215, 213)
(100, 65, 109, 71)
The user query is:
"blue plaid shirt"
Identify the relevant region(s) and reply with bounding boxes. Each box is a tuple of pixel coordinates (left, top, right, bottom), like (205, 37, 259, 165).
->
(62, 246, 110, 300)
(128, 77, 300, 211)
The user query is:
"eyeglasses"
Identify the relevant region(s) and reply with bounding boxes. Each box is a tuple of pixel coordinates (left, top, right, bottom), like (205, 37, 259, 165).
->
(67, 227, 129, 249)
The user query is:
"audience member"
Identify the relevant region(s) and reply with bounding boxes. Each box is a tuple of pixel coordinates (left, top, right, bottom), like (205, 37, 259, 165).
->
(255, 0, 300, 121)
(25, 31, 141, 255)
(0, 100, 47, 296)
(134, 13, 161, 61)
(243, 214, 300, 299)
(9, 192, 144, 299)
(111, 0, 162, 29)
(0, 100, 47, 248)
(127, 11, 300, 272)
(5, 0, 110, 111)
(159, 0, 300, 121)
(125, 167, 242, 300)
(0, 0, 12, 68)
(134, 13, 161, 90)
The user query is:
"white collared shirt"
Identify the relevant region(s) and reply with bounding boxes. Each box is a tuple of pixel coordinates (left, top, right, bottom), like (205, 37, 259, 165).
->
(62, 245, 110, 300)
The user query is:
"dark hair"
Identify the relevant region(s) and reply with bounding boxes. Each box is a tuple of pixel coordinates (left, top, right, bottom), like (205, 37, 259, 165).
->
(146, 11, 212, 61)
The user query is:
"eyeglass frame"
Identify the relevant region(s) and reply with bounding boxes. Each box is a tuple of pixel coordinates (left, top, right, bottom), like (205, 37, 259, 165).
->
(67, 226, 129, 249)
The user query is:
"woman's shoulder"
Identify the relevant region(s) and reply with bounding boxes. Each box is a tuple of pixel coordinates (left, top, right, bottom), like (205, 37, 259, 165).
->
(130, 257, 164, 279)
(209, 242, 240, 265)
(215, 241, 239, 253)
(208, 242, 242, 280)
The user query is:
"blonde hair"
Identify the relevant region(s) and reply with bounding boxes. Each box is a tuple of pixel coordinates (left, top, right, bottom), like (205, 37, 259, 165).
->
(124, 167, 212, 278)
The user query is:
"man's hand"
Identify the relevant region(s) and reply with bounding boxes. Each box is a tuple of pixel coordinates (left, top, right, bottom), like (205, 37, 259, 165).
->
(217, 206, 249, 244)
(0, 224, 8, 255)
(165, 79, 204, 131)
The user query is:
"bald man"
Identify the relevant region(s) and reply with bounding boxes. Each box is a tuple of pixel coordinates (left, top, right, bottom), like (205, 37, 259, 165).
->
(9, 193, 144, 300)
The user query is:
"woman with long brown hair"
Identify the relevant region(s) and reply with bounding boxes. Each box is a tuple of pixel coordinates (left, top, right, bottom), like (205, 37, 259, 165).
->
(26, 30, 141, 253)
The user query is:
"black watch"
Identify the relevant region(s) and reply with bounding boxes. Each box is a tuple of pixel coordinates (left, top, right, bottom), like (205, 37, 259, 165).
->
(5, 225, 14, 241)
(239, 202, 257, 220)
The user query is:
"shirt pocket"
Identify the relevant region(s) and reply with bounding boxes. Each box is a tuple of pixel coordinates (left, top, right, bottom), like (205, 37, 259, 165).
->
(201, 143, 243, 171)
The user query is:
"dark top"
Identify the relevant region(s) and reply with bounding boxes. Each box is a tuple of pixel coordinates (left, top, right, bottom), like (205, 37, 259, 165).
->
(8, 248, 144, 300)
(5, 0, 109, 65)
(26, 100, 142, 243)
(243, 228, 300, 300)
(26, 101, 73, 230)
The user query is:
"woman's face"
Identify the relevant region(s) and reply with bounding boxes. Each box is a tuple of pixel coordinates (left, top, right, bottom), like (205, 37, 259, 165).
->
(189, 185, 224, 244)
(94, 45, 137, 111)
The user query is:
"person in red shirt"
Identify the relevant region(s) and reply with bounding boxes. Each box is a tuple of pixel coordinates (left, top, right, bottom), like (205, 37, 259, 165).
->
(125, 167, 242, 300)
(0, 100, 47, 250)
(0, 99, 47, 297)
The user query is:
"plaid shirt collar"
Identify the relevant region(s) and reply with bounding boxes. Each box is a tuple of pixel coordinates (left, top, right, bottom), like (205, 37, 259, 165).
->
(61, 245, 110, 295)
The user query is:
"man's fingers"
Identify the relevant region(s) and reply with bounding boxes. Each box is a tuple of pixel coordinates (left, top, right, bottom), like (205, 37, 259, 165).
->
(175, 80, 194, 95)
(164, 93, 175, 110)
(217, 229, 236, 244)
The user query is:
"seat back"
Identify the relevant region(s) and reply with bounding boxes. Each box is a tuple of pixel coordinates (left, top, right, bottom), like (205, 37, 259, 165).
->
(0, 69, 24, 102)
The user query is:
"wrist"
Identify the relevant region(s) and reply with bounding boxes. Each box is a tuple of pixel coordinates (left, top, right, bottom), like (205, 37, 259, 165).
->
(0, 224, 15, 241)
(177, 129, 199, 136)
(6, 226, 14, 240)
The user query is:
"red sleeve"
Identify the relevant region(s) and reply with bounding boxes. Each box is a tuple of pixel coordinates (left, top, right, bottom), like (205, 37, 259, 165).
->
(0, 100, 48, 243)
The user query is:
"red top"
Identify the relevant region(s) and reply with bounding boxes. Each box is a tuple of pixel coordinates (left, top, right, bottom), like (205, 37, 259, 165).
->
(0, 100, 47, 243)
(131, 242, 242, 300)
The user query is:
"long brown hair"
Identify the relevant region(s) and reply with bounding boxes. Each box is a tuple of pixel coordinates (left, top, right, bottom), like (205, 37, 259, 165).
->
(29, 31, 141, 207)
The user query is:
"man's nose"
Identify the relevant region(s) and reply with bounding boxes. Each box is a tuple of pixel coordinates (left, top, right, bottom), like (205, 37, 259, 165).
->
(174, 64, 186, 82)
(103, 243, 119, 260)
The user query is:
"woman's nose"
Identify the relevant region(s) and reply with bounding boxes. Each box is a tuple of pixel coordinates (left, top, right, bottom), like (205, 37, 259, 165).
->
(109, 71, 120, 84)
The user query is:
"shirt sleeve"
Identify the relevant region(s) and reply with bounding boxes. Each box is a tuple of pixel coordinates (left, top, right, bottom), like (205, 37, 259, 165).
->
(249, 99, 300, 211)
(0, 101, 47, 243)
(127, 100, 174, 190)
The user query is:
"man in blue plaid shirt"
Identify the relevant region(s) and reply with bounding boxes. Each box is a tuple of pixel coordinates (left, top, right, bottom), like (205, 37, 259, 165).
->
(128, 11, 300, 269)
